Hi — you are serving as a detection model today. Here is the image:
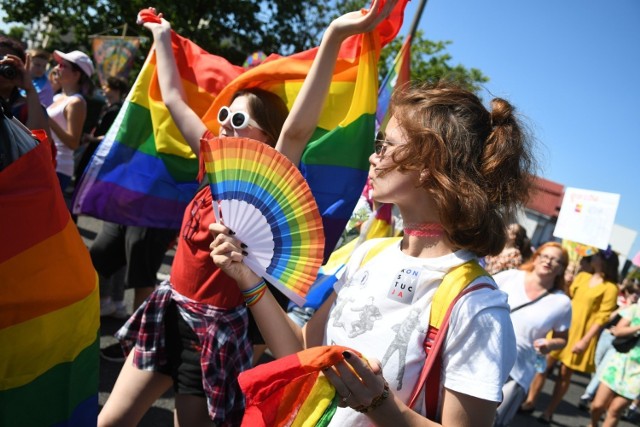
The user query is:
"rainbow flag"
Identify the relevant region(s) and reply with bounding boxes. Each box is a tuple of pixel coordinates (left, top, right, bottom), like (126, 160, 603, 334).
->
(74, 1, 408, 253)
(202, 0, 408, 259)
(0, 138, 99, 425)
(239, 346, 357, 426)
(73, 30, 244, 229)
(376, 34, 411, 131)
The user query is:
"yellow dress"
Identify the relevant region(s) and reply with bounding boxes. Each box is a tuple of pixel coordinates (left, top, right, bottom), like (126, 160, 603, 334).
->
(550, 272, 618, 373)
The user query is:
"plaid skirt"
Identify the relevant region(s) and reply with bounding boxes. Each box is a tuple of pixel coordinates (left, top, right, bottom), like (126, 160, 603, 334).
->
(115, 281, 252, 425)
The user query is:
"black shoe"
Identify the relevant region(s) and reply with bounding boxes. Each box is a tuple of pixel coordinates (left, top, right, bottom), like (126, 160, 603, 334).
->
(518, 405, 535, 414)
(578, 397, 591, 412)
(623, 408, 640, 422)
(537, 414, 552, 425)
(100, 343, 125, 362)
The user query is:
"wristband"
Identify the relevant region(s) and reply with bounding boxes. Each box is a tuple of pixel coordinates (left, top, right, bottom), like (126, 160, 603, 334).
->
(242, 279, 267, 307)
(354, 381, 390, 413)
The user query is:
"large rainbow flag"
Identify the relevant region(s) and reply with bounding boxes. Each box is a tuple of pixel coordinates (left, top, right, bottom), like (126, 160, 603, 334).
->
(239, 346, 358, 426)
(74, 1, 408, 257)
(73, 30, 244, 229)
(0, 137, 99, 425)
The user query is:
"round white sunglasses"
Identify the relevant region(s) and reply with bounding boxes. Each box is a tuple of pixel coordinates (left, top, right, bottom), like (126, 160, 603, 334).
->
(217, 106, 263, 131)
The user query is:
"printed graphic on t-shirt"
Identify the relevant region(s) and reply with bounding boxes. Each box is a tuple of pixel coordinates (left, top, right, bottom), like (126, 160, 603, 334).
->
(347, 296, 383, 338)
(381, 308, 426, 390)
(330, 295, 355, 328)
(388, 266, 422, 304)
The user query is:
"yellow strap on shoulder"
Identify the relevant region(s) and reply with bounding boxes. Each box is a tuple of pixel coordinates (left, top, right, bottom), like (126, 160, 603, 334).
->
(359, 237, 402, 268)
(358, 238, 488, 330)
(429, 260, 488, 329)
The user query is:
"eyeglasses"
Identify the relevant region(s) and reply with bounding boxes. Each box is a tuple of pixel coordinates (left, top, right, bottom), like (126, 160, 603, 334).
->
(217, 106, 263, 131)
(374, 138, 406, 158)
(538, 254, 563, 266)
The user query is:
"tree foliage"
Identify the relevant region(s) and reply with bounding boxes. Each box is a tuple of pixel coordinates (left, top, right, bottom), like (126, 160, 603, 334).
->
(3, 0, 487, 91)
(379, 30, 488, 93)
(0, 0, 333, 65)
(333, 0, 487, 92)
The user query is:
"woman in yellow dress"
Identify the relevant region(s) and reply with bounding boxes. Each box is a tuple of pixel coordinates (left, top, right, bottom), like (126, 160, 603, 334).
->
(521, 248, 619, 424)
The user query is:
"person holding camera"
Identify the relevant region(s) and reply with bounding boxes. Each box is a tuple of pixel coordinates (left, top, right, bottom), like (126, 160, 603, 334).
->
(0, 36, 50, 136)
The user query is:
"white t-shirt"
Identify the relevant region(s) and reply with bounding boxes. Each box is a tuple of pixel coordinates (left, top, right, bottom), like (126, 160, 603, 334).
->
(325, 239, 516, 426)
(494, 269, 572, 391)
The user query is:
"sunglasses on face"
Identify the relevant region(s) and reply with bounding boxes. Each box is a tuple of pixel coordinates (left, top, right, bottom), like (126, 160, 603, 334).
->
(538, 254, 563, 266)
(217, 106, 263, 131)
(374, 138, 405, 158)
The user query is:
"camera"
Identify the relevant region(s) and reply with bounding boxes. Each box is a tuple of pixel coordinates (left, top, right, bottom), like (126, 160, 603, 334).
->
(0, 64, 18, 80)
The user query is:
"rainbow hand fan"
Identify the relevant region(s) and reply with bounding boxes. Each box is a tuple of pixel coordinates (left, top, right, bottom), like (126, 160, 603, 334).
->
(202, 137, 325, 306)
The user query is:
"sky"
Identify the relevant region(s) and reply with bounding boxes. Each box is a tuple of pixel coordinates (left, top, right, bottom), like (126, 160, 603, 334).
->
(397, 0, 640, 260)
(2, 2, 639, 259)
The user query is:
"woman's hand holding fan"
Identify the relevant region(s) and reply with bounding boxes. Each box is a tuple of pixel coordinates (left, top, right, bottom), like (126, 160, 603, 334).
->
(204, 137, 324, 306)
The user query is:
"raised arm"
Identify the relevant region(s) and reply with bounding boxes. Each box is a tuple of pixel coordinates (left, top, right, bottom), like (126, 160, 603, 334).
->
(141, 9, 206, 157)
(276, 0, 398, 166)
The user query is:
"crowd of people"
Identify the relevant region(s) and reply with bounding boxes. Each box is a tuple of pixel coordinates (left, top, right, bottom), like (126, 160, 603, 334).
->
(3, 2, 640, 426)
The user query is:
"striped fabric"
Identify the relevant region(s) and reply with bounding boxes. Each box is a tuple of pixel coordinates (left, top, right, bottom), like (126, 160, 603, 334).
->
(239, 346, 358, 426)
(0, 139, 99, 426)
(73, 1, 408, 258)
(202, 0, 408, 259)
(73, 29, 243, 229)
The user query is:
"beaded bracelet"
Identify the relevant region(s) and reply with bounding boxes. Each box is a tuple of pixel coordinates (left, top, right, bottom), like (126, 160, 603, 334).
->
(354, 381, 390, 413)
(243, 279, 267, 307)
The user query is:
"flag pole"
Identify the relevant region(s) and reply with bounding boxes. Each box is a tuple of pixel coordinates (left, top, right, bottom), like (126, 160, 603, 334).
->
(408, 0, 429, 41)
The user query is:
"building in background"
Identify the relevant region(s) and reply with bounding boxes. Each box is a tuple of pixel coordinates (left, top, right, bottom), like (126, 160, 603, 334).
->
(518, 176, 637, 275)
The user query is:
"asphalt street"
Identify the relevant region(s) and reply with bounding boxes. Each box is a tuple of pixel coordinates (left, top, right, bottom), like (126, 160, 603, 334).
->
(75, 214, 638, 427)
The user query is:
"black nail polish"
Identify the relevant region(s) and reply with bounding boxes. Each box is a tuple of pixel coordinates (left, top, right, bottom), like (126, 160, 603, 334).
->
(240, 243, 247, 249)
(342, 351, 351, 359)
(242, 250, 248, 256)
(228, 229, 235, 235)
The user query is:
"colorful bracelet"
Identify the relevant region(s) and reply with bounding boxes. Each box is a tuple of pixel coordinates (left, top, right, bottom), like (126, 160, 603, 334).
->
(243, 279, 267, 307)
(354, 381, 390, 413)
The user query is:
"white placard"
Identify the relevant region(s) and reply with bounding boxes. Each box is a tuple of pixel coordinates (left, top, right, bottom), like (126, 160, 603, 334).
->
(553, 187, 620, 249)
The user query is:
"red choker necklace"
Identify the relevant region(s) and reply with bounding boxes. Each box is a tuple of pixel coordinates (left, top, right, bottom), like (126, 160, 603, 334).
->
(403, 222, 444, 238)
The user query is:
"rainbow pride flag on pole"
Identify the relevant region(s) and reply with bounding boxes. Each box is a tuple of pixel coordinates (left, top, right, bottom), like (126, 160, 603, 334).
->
(239, 346, 358, 426)
(73, 31, 244, 229)
(376, 34, 411, 132)
(0, 139, 99, 425)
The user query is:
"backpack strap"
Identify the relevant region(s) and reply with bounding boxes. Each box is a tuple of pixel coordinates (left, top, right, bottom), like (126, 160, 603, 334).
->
(407, 260, 495, 421)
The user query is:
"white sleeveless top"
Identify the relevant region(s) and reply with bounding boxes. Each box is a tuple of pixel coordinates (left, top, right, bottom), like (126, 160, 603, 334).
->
(47, 93, 84, 177)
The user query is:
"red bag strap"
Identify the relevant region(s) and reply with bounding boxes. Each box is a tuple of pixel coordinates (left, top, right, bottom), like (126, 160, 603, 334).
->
(407, 283, 495, 420)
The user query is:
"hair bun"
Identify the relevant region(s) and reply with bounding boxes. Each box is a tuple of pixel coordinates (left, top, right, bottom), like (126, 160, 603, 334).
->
(490, 98, 514, 127)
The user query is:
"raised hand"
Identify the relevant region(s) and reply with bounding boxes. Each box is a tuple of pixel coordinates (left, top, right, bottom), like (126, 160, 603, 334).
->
(328, 0, 399, 39)
(137, 7, 170, 33)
